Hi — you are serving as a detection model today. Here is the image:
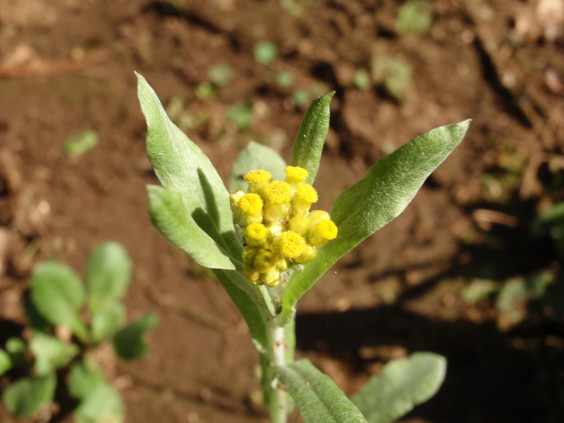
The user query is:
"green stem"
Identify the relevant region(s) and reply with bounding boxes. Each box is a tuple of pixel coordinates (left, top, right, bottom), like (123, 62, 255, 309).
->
(262, 315, 296, 423)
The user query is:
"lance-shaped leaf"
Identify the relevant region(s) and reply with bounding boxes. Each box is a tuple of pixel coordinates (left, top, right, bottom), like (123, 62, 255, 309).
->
(113, 313, 158, 360)
(290, 92, 334, 184)
(3, 374, 56, 418)
(30, 332, 79, 376)
(148, 185, 238, 269)
(86, 242, 131, 315)
(352, 352, 447, 423)
(281, 120, 470, 321)
(230, 141, 287, 192)
(137, 72, 240, 262)
(213, 269, 274, 353)
(30, 261, 88, 340)
(277, 359, 367, 423)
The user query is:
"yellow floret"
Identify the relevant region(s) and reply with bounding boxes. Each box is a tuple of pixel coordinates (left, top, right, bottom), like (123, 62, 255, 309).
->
(261, 268, 281, 287)
(291, 183, 318, 216)
(239, 193, 263, 215)
(264, 181, 292, 203)
(244, 169, 272, 185)
(295, 244, 317, 264)
(253, 249, 276, 272)
(307, 218, 338, 248)
(285, 166, 309, 184)
(244, 223, 266, 246)
(273, 231, 306, 259)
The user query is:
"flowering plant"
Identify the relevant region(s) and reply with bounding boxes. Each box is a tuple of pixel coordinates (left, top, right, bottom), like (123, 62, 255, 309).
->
(136, 72, 470, 423)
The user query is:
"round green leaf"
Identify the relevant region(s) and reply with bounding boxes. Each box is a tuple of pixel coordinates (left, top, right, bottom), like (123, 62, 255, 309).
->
(30, 261, 87, 339)
(3, 375, 56, 418)
(0, 349, 12, 376)
(86, 242, 131, 315)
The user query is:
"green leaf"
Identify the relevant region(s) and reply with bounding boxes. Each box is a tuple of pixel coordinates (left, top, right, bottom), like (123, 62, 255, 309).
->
(86, 242, 131, 315)
(30, 261, 88, 340)
(290, 92, 334, 184)
(3, 374, 56, 418)
(213, 269, 273, 353)
(0, 348, 12, 376)
(30, 332, 79, 376)
(74, 382, 124, 423)
(276, 359, 367, 423)
(148, 185, 238, 270)
(352, 352, 446, 423)
(113, 313, 158, 360)
(91, 302, 125, 343)
(69, 357, 106, 400)
(136, 72, 240, 262)
(281, 120, 470, 321)
(230, 141, 287, 193)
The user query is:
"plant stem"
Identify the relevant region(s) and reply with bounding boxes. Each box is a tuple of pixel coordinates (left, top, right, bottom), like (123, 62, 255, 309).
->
(263, 315, 295, 423)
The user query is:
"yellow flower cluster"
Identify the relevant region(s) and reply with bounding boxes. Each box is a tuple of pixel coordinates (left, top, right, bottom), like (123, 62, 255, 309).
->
(230, 166, 338, 287)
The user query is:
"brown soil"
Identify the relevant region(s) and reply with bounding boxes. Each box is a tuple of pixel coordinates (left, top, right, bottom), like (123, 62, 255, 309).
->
(1, 1, 564, 422)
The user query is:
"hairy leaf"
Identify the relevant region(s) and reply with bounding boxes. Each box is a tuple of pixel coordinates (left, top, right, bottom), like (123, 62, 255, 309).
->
(352, 352, 446, 423)
(281, 121, 470, 320)
(137, 73, 240, 261)
(290, 92, 334, 185)
(230, 141, 286, 192)
(277, 359, 367, 423)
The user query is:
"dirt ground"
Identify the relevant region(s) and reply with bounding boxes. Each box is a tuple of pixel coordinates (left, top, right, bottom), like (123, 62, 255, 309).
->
(1, 0, 564, 422)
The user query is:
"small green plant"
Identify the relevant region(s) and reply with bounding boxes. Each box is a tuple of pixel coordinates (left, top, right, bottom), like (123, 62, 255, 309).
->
(207, 62, 235, 87)
(136, 72, 470, 422)
(396, 0, 433, 35)
(0, 242, 157, 422)
(254, 41, 278, 66)
(63, 130, 99, 157)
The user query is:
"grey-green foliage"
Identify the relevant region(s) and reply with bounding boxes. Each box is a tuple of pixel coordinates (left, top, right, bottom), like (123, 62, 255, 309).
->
(280, 120, 470, 322)
(277, 360, 367, 423)
(2, 242, 156, 421)
(352, 353, 446, 423)
(253, 41, 278, 65)
(137, 72, 467, 423)
(63, 130, 99, 157)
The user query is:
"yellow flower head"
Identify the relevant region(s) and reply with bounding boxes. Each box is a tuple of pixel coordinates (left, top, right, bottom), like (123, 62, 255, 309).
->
(273, 231, 306, 259)
(232, 167, 337, 287)
(285, 166, 308, 184)
(239, 193, 263, 215)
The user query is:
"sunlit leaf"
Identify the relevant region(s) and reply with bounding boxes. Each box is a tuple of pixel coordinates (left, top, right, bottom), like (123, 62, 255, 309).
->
(86, 242, 131, 315)
(281, 120, 470, 322)
(136, 73, 240, 261)
(30, 261, 88, 340)
(290, 92, 334, 184)
(277, 359, 367, 423)
(30, 332, 79, 376)
(352, 352, 446, 423)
